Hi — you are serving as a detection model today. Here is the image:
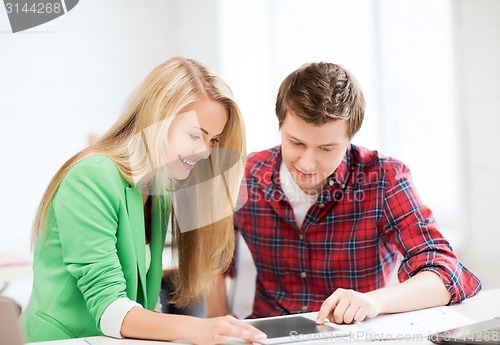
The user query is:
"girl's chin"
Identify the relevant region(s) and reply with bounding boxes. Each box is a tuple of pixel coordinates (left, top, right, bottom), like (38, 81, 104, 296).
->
(161, 163, 191, 182)
(170, 169, 191, 181)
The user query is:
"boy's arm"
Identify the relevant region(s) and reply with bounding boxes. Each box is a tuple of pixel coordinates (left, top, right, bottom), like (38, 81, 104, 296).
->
(368, 270, 451, 312)
(205, 274, 230, 317)
(316, 271, 451, 324)
(318, 160, 474, 325)
(382, 162, 481, 304)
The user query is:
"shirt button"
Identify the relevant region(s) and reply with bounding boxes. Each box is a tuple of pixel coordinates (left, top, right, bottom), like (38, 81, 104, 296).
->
(301, 305, 308, 311)
(318, 203, 325, 208)
(329, 180, 334, 186)
(299, 234, 304, 240)
(301, 271, 307, 278)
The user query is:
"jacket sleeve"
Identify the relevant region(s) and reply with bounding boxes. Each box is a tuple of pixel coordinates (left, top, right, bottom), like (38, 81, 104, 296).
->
(53, 157, 129, 330)
(381, 160, 482, 304)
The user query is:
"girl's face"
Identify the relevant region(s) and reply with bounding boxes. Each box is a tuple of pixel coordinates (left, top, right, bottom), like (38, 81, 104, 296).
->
(165, 99, 228, 180)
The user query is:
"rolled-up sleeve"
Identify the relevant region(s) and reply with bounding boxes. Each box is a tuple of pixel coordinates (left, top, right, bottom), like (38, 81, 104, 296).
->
(381, 161, 482, 304)
(100, 297, 142, 338)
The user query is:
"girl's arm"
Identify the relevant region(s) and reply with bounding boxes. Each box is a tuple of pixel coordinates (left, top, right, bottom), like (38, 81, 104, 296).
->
(121, 306, 266, 345)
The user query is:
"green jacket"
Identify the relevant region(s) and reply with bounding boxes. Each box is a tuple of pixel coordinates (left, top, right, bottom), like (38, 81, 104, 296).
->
(21, 155, 169, 342)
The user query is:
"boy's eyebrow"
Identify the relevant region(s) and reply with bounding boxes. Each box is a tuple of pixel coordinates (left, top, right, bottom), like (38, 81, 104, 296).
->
(287, 134, 340, 147)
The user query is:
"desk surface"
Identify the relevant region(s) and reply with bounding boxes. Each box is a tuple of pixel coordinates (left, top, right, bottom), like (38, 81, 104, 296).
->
(27, 289, 500, 345)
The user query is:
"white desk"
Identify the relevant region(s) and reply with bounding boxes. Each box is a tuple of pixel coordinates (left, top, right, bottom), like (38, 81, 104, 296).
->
(27, 289, 500, 345)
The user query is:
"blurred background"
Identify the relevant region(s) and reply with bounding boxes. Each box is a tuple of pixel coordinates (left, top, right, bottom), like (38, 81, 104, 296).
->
(1, 0, 499, 309)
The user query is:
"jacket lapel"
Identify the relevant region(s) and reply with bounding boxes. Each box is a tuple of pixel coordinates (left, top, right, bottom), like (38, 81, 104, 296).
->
(125, 186, 148, 305)
(146, 195, 169, 310)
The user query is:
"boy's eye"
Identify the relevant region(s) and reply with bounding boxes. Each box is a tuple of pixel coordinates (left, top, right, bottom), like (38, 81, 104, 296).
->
(320, 147, 332, 152)
(292, 141, 303, 146)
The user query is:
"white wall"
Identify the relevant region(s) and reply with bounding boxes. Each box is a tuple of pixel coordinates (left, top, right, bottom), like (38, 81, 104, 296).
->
(217, 0, 378, 154)
(0, 0, 224, 308)
(452, 0, 500, 289)
(0, 0, 222, 257)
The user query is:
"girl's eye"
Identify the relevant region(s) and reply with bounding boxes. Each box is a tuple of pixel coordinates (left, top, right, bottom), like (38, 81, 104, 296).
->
(189, 134, 201, 141)
(210, 138, 220, 144)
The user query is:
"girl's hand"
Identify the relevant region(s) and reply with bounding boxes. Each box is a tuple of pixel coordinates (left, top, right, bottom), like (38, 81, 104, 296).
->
(190, 315, 267, 345)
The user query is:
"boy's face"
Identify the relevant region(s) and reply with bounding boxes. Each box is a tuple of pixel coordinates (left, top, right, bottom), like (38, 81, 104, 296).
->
(280, 111, 351, 194)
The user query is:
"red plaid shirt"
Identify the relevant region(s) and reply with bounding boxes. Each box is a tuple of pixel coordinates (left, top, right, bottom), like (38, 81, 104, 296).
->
(234, 145, 481, 318)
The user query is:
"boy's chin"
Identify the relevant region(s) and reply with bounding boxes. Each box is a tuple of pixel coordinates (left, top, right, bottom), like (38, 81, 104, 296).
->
(298, 184, 322, 195)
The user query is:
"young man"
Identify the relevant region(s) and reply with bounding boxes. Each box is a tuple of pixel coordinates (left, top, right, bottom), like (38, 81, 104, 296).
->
(225, 62, 481, 325)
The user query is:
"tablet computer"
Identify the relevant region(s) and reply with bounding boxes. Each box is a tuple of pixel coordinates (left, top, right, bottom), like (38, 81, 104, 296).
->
(245, 315, 348, 344)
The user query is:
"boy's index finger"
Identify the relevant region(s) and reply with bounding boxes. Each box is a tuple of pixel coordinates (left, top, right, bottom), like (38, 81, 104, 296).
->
(315, 293, 340, 324)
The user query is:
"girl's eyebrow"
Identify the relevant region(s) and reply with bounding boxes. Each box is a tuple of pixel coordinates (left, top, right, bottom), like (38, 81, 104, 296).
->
(188, 126, 208, 135)
(188, 126, 223, 137)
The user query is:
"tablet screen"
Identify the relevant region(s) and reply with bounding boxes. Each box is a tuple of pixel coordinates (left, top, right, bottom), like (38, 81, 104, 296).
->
(246, 315, 342, 344)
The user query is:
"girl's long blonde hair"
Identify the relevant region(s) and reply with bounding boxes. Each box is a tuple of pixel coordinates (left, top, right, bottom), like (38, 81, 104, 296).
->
(32, 57, 246, 307)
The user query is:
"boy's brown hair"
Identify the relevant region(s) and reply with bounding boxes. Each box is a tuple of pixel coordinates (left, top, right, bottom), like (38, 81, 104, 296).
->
(275, 62, 365, 138)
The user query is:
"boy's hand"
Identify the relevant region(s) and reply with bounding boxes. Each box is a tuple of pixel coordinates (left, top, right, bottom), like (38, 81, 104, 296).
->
(315, 288, 381, 325)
